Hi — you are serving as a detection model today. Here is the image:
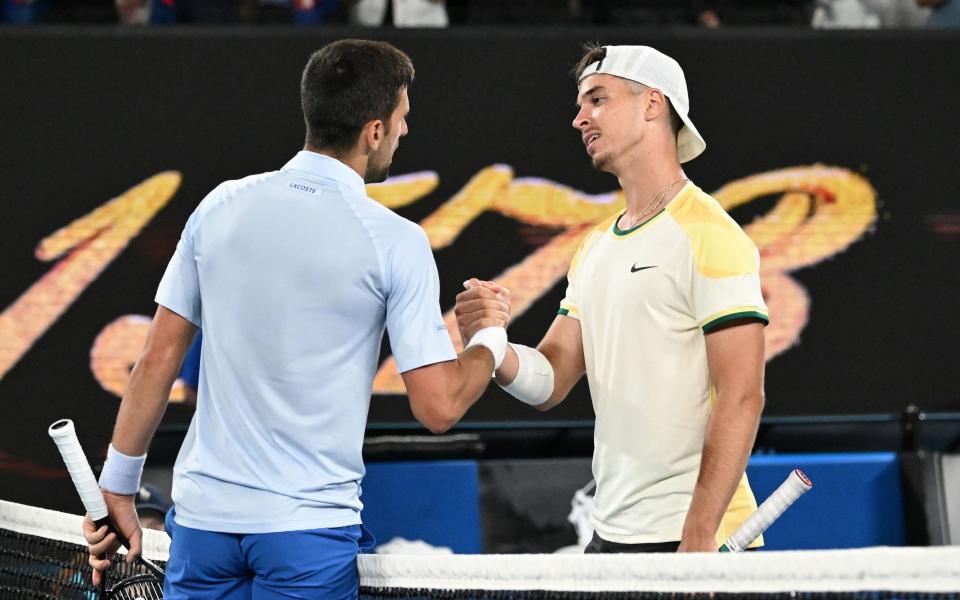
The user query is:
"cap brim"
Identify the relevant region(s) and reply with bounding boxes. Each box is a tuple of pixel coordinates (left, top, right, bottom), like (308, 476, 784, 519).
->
(677, 113, 706, 163)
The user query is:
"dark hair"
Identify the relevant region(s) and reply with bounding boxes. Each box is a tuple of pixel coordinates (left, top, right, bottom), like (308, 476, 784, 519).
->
(572, 42, 683, 139)
(301, 39, 414, 152)
(571, 42, 605, 81)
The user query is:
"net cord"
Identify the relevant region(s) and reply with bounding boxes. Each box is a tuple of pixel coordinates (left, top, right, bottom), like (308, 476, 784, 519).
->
(358, 548, 960, 594)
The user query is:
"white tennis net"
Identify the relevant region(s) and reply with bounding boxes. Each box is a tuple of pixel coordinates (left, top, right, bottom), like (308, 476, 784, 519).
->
(2, 499, 958, 599)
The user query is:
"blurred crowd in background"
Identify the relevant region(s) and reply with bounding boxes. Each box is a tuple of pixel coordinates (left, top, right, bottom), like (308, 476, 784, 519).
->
(1, 0, 957, 28)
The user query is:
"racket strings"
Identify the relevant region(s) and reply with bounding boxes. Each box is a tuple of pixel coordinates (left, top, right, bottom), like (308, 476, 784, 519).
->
(102, 554, 164, 600)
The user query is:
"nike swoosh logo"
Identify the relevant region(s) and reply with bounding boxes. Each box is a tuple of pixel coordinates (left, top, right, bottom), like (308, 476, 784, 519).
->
(630, 265, 656, 273)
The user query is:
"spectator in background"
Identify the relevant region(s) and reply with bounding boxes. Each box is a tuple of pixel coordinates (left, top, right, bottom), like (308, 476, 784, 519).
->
(242, 0, 347, 25)
(114, 0, 344, 25)
(135, 484, 173, 532)
(351, 0, 448, 27)
(919, 0, 960, 26)
(115, 0, 148, 23)
(113, 0, 240, 23)
(691, 0, 814, 26)
(811, 0, 931, 27)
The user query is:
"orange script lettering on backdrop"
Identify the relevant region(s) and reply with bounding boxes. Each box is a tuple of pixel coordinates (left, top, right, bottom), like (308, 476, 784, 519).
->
(0, 166, 875, 400)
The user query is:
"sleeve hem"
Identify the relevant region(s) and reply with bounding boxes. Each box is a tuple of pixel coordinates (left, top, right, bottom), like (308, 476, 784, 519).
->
(395, 348, 458, 374)
(155, 298, 201, 328)
(701, 310, 768, 334)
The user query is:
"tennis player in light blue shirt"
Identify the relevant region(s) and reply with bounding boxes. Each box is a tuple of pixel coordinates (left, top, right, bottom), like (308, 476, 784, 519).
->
(82, 39, 510, 600)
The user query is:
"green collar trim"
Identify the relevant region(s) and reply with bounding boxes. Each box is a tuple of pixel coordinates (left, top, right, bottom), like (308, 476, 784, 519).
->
(612, 209, 666, 237)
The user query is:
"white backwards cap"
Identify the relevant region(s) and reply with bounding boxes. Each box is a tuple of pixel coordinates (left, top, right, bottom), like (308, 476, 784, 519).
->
(579, 45, 706, 163)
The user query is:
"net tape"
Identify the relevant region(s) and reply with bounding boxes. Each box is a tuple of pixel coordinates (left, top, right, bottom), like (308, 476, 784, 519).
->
(2, 499, 960, 598)
(358, 551, 960, 595)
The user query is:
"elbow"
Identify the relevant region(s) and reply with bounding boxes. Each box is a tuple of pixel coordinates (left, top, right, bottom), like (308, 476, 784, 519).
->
(715, 387, 765, 420)
(410, 393, 460, 434)
(137, 341, 185, 377)
(740, 390, 765, 418)
(131, 349, 176, 384)
(424, 417, 455, 435)
(419, 408, 457, 434)
(534, 381, 566, 412)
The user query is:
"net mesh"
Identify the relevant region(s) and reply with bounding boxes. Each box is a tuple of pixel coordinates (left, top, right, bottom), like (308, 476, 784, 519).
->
(1, 500, 167, 600)
(2, 499, 959, 600)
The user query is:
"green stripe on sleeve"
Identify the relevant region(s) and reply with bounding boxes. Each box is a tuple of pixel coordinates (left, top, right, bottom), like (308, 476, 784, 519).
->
(701, 311, 769, 334)
(558, 308, 570, 316)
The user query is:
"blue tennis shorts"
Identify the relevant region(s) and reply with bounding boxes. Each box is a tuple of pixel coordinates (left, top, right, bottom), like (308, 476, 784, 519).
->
(163, 508, 375, 599)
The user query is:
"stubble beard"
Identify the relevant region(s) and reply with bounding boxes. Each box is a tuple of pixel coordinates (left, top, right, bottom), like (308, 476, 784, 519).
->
(591, 150, 613, 172)
(365, 149, 393, 184)
(366, 162, 390, 184)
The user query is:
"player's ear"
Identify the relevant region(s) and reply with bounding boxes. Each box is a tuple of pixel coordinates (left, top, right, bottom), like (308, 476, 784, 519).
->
(361, 119, 385, 153)
(645, 89, 666, 123)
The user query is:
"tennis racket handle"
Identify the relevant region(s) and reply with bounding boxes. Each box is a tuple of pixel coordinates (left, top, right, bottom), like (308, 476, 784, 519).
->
(94, 515, 165, 579)
(91, 516, 132, 550)
(48, 419, 109, 521)
(722, 468, 812, 552)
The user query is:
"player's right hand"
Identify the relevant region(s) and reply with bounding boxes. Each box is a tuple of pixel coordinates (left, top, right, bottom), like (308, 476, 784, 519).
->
(82, 490, 143, 586)
(455, 278, 511, 345)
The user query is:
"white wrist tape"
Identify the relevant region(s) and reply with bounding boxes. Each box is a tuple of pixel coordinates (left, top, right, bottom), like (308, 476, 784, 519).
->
(500, 343, 554, 407)
(98, 444, 146, 495)
(465, 326, 508, 370)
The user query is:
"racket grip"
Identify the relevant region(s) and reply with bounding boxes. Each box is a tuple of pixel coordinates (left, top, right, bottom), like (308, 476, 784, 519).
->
(722, 468, 812, 552)
(49, 419, 108, 521)
(89, 515, 136, 555)
(50, 420, 166, 581)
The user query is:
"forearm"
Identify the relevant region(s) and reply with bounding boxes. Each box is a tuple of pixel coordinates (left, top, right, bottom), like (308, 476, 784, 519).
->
(493, 318, 585, 411)
(446, 346, 497, 418)
(407, 347, 495, 433)
(682, 390, 764, 543)
(111, 351, 181, 456)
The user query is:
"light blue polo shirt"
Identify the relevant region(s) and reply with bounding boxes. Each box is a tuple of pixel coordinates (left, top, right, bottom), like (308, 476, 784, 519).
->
(155, 151, 456, 534)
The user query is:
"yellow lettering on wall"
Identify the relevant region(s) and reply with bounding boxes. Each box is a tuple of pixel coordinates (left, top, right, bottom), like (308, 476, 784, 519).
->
(366, 171, 439, 209)
(419, 166, 514, 249)
(0, 165, 872, 398)
(90, 315, 188, 402)
(714, 165, 876, 358)
(370, 164, 876, 393)
(0, 173, 181, 380)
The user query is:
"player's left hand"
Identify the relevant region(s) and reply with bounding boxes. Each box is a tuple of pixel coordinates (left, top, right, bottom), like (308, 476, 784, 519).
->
(83, 490, 143, 586)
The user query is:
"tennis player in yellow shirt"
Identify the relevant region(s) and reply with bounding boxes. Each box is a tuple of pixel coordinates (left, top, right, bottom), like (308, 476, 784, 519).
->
(456, 44, 768, 553)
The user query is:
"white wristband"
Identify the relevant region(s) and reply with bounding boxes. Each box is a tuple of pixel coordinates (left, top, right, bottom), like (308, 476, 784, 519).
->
(465, 326, 508, 370)
(98, 444, 146, 496)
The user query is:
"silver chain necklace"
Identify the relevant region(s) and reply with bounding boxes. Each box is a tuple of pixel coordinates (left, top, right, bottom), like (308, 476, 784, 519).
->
(621, 177, 688, 230)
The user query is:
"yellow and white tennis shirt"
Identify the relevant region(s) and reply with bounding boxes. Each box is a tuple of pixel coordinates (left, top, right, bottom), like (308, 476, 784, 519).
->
(559, 182, 768, 546)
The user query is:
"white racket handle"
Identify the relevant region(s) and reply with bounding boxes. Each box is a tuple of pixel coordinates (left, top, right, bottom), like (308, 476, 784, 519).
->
(48, 419, 108, 521)
(722, 468, 812, 552)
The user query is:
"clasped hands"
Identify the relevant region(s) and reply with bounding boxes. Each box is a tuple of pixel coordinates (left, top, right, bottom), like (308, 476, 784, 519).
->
(454, 278, 512, 346)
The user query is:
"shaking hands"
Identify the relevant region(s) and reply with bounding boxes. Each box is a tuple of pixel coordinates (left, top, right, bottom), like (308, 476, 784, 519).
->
(454, 278, 511, 346)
